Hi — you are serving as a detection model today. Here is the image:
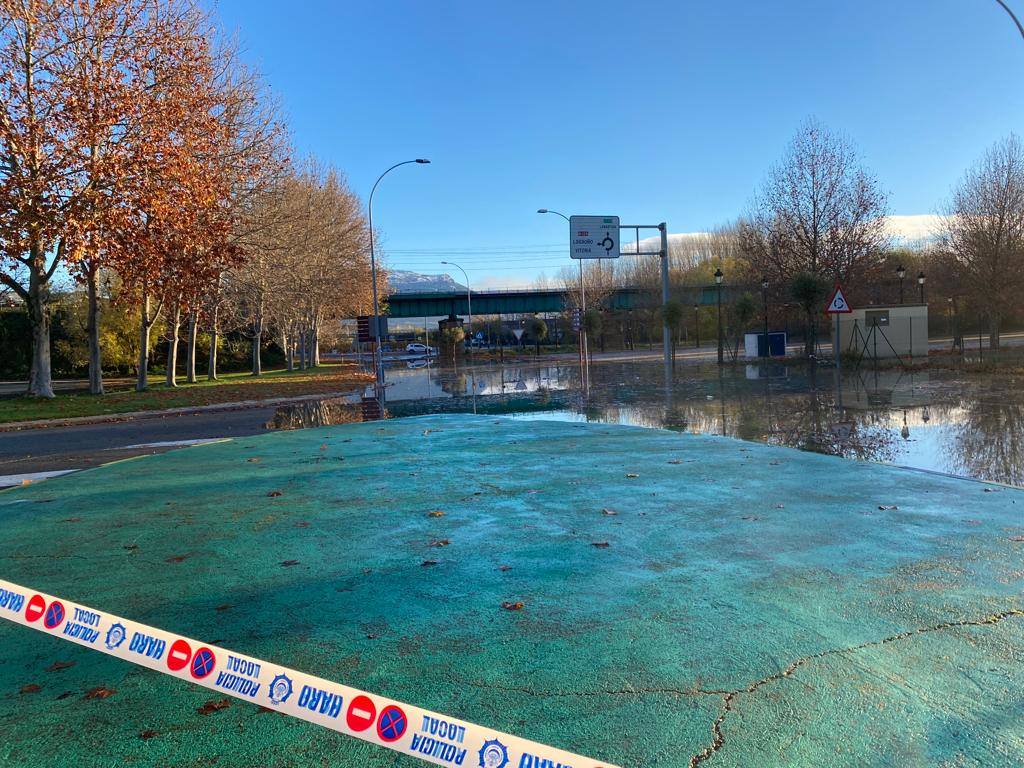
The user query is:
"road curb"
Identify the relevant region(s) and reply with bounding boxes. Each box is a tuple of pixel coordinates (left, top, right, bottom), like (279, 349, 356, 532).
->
(0, 390, 364, 432)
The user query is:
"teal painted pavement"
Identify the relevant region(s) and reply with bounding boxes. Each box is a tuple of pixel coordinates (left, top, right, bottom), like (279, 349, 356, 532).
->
(0, 414, 1023, 767)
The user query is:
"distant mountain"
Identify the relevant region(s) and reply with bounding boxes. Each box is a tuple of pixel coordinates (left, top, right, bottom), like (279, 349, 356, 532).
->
(388, 270, 466, 293)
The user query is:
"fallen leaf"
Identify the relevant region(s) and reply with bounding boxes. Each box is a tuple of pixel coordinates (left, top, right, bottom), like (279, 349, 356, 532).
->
(215, 604, 231, 612)
(427, 510, 445, 518)
(319, 444, 327, 451)
(741, 516, 762, 521)
(84, 686, 115, 700)
(667, 459, 682, 465)
(601, 508, 617, 516)
(294, 521, 311, 528)
(1010, 536, 1024, 542)
(775, 504, 785, 509)
(591, 541, 610, 548)
(165, 555, 187, 564)
(268, 490, 283, 497)
(19, 684, 41, 694)
(46, 661, 75, 672)
(56, 691, 74, 700)
(366, 633, 380, 640)
(139, 730, 158, 740)
(429, 539, 450, 547)
(984, 488, 1001, 493)
(246, 458, 260, 463)
(498, 565, 512, 572)
(878, 505, 899, 511)
(501, 601, 525, 611)
(62, 517, 82, 523)
(421, 559, 439, 567)
(123, 544, 138, 551)
(281, 560, 300, 567)
(625, 473, 639, 479)
(197, 698, 231, 715)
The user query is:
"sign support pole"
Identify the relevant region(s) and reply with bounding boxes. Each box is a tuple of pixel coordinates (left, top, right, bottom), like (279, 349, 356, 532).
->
(659, 223, 671, 378)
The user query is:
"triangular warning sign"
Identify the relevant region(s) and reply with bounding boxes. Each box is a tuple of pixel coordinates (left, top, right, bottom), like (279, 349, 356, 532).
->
(825, 284, 852, 314)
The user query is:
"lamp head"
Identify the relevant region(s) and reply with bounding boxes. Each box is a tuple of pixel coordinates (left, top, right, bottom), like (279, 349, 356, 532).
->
(896, 265, 906, 279)
(415, 159, 430, 164)
(714, 268, 724, 284)
(537, 208, 548, 214)
(917, 271, 926, 284)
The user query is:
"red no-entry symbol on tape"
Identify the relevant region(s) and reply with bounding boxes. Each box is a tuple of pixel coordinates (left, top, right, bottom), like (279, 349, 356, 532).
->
(347, 695, 376, 732)
(167, 639, 192, 672)
(25, 594, 45, 623)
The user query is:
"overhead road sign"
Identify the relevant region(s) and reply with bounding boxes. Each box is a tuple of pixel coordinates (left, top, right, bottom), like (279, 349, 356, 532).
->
(570, 216, 620, 259)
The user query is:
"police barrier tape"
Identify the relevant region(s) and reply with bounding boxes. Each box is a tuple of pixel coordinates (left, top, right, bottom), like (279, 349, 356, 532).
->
(0, 579, 617, 768)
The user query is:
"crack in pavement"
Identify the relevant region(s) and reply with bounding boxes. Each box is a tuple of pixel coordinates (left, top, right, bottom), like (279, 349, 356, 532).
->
(687, 608, 1024, 767)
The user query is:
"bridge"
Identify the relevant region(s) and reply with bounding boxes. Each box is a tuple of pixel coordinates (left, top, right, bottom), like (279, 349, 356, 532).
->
(384, 284, 734, 318)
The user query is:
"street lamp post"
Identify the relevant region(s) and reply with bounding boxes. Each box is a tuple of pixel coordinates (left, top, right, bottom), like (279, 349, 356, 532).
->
(918, 271, 926, 304)
(694, 304, 700, 348)
(896, 265, 906, 304)
(441, 260, 472, 352)
(538, 208, 588, 379)
(715, 268, 724, 364)
(368, 159, 430, 388)
(761, 277, 770, 358)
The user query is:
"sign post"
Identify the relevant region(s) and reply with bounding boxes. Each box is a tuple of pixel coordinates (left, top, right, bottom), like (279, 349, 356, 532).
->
(825, 283, 853, 376)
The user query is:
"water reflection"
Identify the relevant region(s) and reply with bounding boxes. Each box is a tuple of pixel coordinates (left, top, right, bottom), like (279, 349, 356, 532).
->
(269, 358, 1024, 486)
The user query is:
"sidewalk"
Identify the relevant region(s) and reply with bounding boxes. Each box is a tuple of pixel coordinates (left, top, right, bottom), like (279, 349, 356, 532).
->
(0, 390, 362, 432)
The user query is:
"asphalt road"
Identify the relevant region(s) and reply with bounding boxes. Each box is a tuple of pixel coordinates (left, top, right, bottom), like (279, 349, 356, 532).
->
(0, 405, 281, 477)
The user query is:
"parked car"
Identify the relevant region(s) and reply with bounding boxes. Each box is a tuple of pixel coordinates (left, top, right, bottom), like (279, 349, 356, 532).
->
(405, 342, 437, 356)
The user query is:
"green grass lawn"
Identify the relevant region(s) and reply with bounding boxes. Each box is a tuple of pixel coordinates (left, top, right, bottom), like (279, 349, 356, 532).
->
(0, 365, 371, 425)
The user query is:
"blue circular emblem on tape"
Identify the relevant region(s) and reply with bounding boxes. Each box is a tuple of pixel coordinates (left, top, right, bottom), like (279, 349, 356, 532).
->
(191, 648, 216, 679)
(43, 601, 65, 629)
(269, 673, 293, 705)
(105, 622, 127, 650)
(478, 739, 509, 768)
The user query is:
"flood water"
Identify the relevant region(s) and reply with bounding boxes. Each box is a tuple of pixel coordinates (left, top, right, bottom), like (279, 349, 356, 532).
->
(271, 358, 1024, 488)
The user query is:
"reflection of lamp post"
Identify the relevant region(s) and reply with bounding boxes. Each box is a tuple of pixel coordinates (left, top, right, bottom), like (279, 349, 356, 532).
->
(761, 277, 770, 358)
(694, 304, 700, 348)
(901, 410, 910, 440)
(441, 260, 472, 352)
(918, 271, 926, 304)
(896, 265, 906, 304)
(715, 268, 724, 364)
(368, 159, 431, 387)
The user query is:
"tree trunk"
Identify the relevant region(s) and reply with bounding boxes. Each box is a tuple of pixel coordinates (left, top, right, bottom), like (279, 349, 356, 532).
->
(251, 315, 263, 376)
(85, 264, 104, 395)
(207, 305, 219, 381)
(312, 323, 320, 366)
(137, 293, 151, 392)
(166, 303, 181, 387)
(805, 310, 815, 357)
(285, 332, 294, 371)
(26, 260, 55, 398)
(990, 313, 1001, 350)
(186, 313, 198, 383)
(298, 328, 307, 370)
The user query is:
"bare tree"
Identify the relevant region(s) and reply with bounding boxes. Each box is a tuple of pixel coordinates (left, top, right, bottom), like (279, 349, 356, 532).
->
(941, 134, 1024, 349)
(740, 119, 888, 286)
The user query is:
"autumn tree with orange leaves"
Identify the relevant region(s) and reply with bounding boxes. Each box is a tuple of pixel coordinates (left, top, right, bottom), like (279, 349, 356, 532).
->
(0, 0, 284, 396)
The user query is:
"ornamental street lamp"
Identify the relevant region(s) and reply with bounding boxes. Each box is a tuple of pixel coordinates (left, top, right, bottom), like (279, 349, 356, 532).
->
(368, 159, 430, 388)
(714, 268, 724, 364)
(896, 265, 907, 304)
(918, 271, 926, 304)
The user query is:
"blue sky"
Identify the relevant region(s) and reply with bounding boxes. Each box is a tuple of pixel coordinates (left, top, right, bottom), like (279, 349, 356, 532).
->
(213, 0, 1024, 287)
